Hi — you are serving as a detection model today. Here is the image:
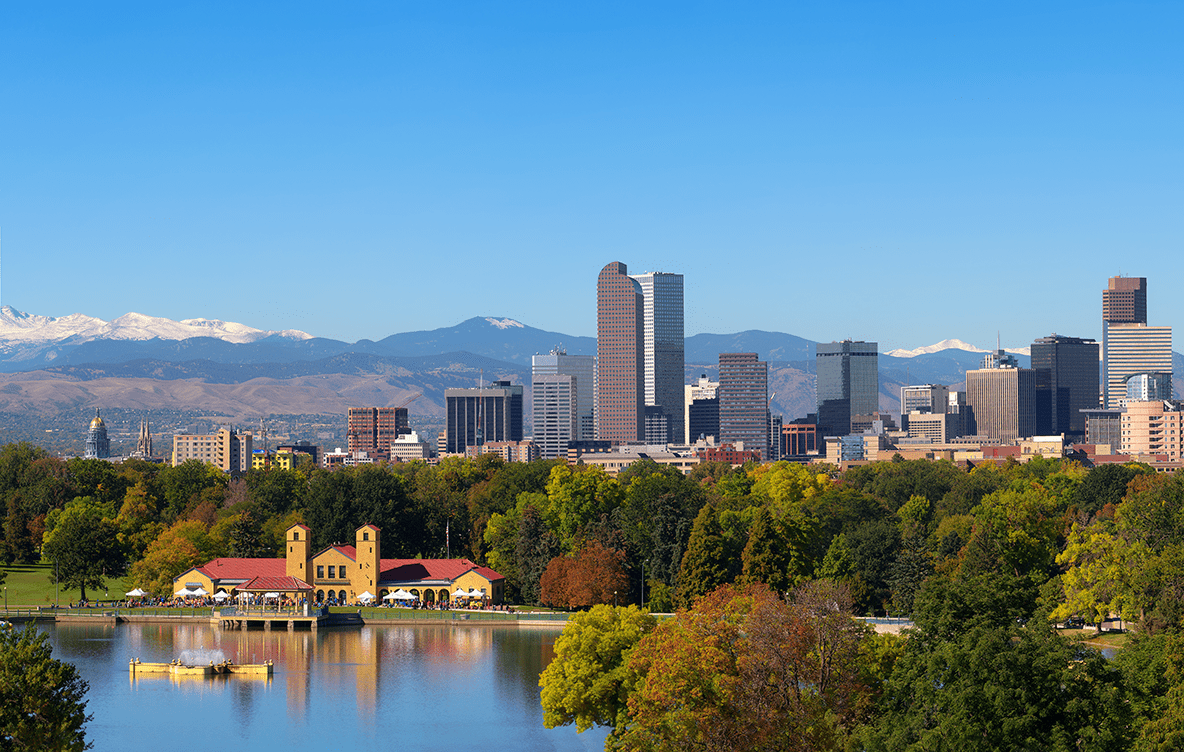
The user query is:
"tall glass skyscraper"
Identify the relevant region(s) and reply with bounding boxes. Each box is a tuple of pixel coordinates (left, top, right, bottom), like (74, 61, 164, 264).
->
(532, 349, 595, 459)
(1030, 334, 1098, 438)
(629, 271, 685, 444)
(816, 340, 879, 439)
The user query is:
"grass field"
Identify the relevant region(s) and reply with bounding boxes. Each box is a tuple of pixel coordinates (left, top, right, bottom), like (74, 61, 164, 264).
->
(1, 563, 134, 608)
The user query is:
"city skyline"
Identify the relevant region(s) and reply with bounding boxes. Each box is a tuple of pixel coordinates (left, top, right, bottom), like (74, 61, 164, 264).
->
(1, 4, 1180, 351)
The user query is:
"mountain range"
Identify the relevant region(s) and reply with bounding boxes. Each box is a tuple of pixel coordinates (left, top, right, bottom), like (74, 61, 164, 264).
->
(0, 308, 1132, 431)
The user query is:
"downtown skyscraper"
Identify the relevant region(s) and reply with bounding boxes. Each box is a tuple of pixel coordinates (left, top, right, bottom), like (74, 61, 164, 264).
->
(1102, 276, 1172, 408)
(718, 353, 768, 457)
(596, 262, 645, 442)
(629, 271, 685, 444)
(816, 340, 879, 439)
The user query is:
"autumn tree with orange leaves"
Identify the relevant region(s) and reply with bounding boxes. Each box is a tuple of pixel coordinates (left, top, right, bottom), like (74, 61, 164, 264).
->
(540, 540, 630, 609)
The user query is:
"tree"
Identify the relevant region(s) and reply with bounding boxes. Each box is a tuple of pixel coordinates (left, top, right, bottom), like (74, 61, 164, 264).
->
(858, 620, 1129, 751)
(540, 541, 629, 609)
(517, 502, 560, 605)
(740, 506, 813, 594)
(0, 625, 91, 750)
(674, 503, 750, 609)
(539, 605, 657, 735)
(42, 502, 125, 602)
(619, 581, 871, 752)
(126, 520, 221, 596)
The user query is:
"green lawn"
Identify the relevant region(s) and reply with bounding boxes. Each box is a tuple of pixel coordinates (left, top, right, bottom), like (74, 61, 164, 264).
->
(1, 563, 134, 608)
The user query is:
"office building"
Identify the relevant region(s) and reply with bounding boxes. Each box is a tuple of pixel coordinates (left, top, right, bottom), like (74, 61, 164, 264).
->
(532, 350, 595, 460)
(1103, 275, 1147, 324)
(767, 413, 783, 461)
(782, 418, 819, 457)
(816, 340, 879, 440)
(718, 353, 768, 459)
(1102, 276, 1172, 408)
(389, 431, 433, 462)
(347, 407, 409, 456)
(684, 374, 719, 443)
(1126, 372, 1173, 403)
(965, 365, 1036, 443)
(596, 262, 645, 442)
(444, 381, 524, 454)
(1082, 408, 1122, 452)
(1030, 334, 1099, 438)
(629, 271, 685, 443)
(900, 384, 949, 417)
(172, 427, 253, 474)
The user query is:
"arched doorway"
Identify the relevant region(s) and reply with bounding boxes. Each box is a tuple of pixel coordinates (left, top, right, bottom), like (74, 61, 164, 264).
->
(338, 590, 346, 603)
(424, 589, 436, 603)
(316, 590, 324, 603)
(410, 589, 420, 602)
(437, 589, 449, 603)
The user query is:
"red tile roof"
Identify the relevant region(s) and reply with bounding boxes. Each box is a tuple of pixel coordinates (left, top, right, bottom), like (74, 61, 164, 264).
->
(237, 576, 313, 592)
(196, 558, 286, 581)
(378, 558, 504, 583)
(314, 544, 357, 560)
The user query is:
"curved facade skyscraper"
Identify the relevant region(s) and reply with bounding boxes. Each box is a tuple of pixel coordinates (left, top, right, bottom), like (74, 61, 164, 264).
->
(596, 262, 645, 442)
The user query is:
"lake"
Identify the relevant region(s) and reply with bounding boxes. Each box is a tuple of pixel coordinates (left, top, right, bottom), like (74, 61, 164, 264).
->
(37, 620, 611, 752)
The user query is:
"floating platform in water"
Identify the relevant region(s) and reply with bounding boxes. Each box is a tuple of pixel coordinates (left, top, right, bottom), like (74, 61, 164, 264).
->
(129, 659, 273, 677)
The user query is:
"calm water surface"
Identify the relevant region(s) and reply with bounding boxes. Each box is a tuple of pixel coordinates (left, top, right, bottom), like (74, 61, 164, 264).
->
(39, 621, 610, 752)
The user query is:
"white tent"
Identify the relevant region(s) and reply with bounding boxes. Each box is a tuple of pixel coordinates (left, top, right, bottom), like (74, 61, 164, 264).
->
(393, 590, 415, 601)
(125, 588, 148, 597)
(174, 588, 196, 597)
(382, 592, 399, 601)
(452, 588, 469, 599)
(467, 589, 485, 599)
(358, 591, 375, 602)
(192, 587, 209, 597)
(212, 591, 230, 601)
(263, 592, 280, 599)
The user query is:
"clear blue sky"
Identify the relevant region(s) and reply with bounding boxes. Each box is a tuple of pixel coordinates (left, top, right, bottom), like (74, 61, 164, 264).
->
(2, 2, 1180, 352)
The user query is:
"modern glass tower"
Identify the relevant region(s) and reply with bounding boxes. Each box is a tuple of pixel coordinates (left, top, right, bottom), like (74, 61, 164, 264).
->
(1030, 334, 1099, 438)
(816, 340, 879, 439)
(532, 349, 595, 459)
(629, 271, 685, 444)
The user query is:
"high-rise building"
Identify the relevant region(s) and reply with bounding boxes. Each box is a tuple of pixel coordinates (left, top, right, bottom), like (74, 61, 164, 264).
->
(965, 365, 1036, 443)
(444, 381, 524, 454)
(1103, 276, 1147, 324)
(532, 349, 594, 460)
(347, 407, 409, 456)
(1103, 323, 1172, 409)
(629, 271, 685, 443)
(84, 409, 110, 460)
(1126, 372, 1173, 402)
(684, 374, 719, 443)
(816, 340, 879, 440)
(1102, 276, 1171, 409)
(718, 353, 768, 458)
(1121, 400, 1184, 459)
(900, 384, 949, 416)
(596, 262, 644, 442)
(1030, 334, 1099, 438)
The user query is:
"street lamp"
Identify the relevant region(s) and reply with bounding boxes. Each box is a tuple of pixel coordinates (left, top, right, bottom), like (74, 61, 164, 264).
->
(613, 590, 617, 607)
(641, 560, 648, 609)
(3, 586, 6, 615)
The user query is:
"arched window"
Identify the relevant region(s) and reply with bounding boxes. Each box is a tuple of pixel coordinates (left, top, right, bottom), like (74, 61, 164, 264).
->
(424, 589, 435, 603)
(316, 590, 324, 603)
(410, 589, 420, 600)
(438, 589, 449, 602)
(338, 590, 346, 603)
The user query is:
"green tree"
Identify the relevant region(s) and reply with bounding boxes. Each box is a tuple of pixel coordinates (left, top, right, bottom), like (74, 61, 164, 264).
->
(740, 505, 813, 594)
(675, 503, 751, 609)
(0, 625, 91, 751)
(858, 620, 1129, 751)
(42, 502, 125, 602)
(539, 604, 657, 735)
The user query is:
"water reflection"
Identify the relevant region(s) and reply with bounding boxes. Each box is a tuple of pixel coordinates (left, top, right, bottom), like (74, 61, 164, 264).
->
(42, 621, 609, 752)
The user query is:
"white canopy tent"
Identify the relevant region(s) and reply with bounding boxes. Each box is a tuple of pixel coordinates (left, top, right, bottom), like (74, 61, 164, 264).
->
(393, 590, 415, 601)
(192, 587, 209, 597)
(358, 591, 375, 603)
(125, 588, 148, 598)
(452, 588, 469, 599)
(174, 588, 196, 597)
(467, 589, 485, 599)
(212, 591, 230, 601)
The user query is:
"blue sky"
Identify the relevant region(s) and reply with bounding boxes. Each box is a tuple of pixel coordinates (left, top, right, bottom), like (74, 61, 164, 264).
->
(2, 2, 1180, 352)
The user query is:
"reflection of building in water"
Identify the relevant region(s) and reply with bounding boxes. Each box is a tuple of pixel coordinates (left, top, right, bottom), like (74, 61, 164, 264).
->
(173, 523, 505, 604)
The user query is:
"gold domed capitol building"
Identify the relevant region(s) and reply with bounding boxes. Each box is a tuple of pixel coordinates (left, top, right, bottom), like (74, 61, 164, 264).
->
(84, 408, 110, 459)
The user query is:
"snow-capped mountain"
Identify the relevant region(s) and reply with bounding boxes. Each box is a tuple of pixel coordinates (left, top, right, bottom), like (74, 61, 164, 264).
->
(886, 339, 1031, 358)
(0, 306, 313, 345)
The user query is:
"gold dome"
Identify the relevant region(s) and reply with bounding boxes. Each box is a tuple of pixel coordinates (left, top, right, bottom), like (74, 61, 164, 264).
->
(90, 410, 105, 430)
